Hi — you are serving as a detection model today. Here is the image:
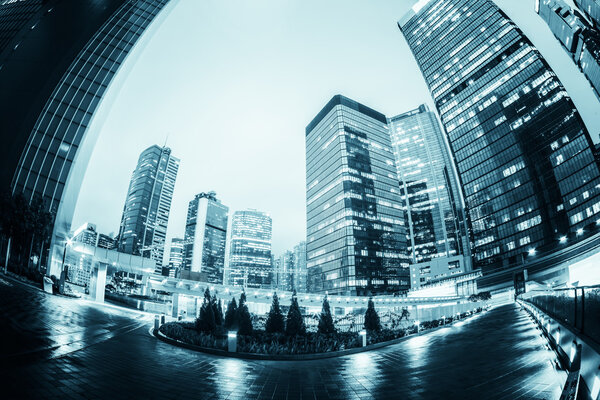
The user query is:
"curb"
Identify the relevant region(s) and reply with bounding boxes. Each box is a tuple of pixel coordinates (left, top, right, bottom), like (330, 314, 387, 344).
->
(153, 312, 483, 361)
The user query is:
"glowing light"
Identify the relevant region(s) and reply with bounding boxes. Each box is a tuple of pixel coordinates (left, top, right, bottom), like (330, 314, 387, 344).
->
(359, 330, 367, 336)
(528, 248, 536, 256)
(559, 236, 567, 243)
(227, 332, 237, 339)
(66, 238, 73, 246)
(570, 341, 577, 362)
(591, 374, 600, 400)
(577, 228, 584, 236)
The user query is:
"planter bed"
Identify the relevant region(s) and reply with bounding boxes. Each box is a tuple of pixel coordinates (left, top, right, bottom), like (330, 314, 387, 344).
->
(154, 310, 483, 361)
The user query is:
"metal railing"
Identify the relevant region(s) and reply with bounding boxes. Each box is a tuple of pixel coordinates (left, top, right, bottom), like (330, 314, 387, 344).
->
(522, 285, 600, 346)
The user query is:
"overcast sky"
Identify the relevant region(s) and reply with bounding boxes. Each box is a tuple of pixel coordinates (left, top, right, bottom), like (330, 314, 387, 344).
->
(71, 0, 600, 260)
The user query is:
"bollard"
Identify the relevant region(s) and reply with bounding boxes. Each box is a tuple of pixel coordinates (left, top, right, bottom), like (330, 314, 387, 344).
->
(359, 330, 367, 347)
(154, 315, 160, 331)
(161, 314, 166, 325)
(178, 315, 182, 321)
(227, 331, 237, 352)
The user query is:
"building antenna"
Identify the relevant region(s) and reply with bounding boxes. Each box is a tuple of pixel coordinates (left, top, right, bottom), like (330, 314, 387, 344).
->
(163, 133, 170, 148)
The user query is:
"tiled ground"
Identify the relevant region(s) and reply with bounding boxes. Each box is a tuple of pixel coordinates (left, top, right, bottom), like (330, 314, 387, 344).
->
(0, 275, 564, 399)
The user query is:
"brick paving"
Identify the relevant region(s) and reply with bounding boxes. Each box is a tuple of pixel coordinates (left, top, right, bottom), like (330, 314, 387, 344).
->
(0, 276, 563, 399)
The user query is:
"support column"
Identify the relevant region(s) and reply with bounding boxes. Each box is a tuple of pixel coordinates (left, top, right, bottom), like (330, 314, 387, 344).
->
(94, 262, 107, 302)
(172, 293, 180, 318)
(141, 274, 149, 296)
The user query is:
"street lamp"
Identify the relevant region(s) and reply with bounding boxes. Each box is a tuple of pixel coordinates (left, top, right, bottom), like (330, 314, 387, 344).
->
(415, 320, 420, 333)
(61, 238, 73, 273)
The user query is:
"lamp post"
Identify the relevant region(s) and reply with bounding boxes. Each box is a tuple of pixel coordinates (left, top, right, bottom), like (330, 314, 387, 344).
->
(359, 330, 367, 347)
(58, 238, 72, 294)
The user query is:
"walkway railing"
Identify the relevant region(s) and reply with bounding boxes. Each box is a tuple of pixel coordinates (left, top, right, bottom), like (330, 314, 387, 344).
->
(521, 285, 600, 346)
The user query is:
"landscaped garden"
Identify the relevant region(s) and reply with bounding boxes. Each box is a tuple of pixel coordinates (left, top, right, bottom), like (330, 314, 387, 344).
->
(157, 288, 486, 356)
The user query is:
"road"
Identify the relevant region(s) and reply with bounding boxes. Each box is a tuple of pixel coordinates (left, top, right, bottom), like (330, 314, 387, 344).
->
(0, 275, 563, 399)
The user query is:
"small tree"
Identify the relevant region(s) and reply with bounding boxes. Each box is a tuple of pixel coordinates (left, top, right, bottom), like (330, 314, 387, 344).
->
(265, 292, 285, 334)
(364, 297, 381, 332)
(224, 297, 238, 330)
(237, 291, 253, 335)
(211, 294, 223, 326)
(318, 295, 335, 334)
(286, 290, 306, 336)
(197, 288, 216, 333)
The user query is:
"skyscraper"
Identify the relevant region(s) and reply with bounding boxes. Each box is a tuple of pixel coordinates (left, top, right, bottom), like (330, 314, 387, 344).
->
(399, 0, 600, 277)
(574, 0, 600, 27)
(536, 0, 600, 97)
(118, 145, 179, 272)
(293, 241, 308, 292)
(0, 0, 174, 277)
(168, 237, 184, 270)
(224, 210, 272, 288)
(182, 192, 228, 284)
(388, 105, 471, 269)
(305, 95, 409, 296)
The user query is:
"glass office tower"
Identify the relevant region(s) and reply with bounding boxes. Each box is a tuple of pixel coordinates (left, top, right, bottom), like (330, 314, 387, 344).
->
(388, 105, 471, 268)
(536, 0, 600, 97)
(118, 145, 179, 272)
(399, 0, 600, 275)
(224, 210, 272, 288)
(575, 0, 600, 27)
(293, 241, 308, 292)
(0, 0, 173, 277)
(182, 192, 228, 284)
(168, 237, 184, 269)
(305, 95, 409, 295)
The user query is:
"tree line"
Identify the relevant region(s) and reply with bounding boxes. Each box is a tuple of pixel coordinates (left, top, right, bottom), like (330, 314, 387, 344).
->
(195, 288, 386, 336)
(0, 191, 54, 279)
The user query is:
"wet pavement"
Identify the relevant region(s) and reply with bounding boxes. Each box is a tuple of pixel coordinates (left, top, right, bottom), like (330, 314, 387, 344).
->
(0, 275, 563, 399)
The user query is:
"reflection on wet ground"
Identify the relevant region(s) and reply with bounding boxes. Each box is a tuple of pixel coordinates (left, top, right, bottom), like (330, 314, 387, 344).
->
(0, 276, 563, 399)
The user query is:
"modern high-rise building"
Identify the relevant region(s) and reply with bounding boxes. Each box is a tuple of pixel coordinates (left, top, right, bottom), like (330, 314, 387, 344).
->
(293, 241, 308, 292)
(168, 237, 184, 270)
(72, 223, 98, 247)
(536, 0, 600, 97)
(118, 145, 179, 272)
(575, 0, 600, 27)
(305, 95, 409, 296)
(0, 0, 174, 278)
(388, 105, 471, 270)
(182, 192, 228, 284)
(97, 234, 117, 250)
(274, 250, 295, 292)
(224, 209, 272, 289)
(399, 0, 600, 277)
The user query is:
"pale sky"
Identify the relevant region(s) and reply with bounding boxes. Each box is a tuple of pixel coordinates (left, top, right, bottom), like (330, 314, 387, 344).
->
(72, 0, 600, 261)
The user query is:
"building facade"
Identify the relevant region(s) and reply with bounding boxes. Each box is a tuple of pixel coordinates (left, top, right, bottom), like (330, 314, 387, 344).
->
(168, 237, 184, 270)
(0, 0, 174, 278)
(293, 241, 308, 292)
(388, 105, 471, 269)
(399, 0, 600, 277)
(118, 145, 179, 272)
(305, 95, 409, 296)
(182, 192, 228, 284)
(536, 0, 600, 97)
(224, 210, 272, 289)
(97, 234, 117, 250)
(575, 0, 600, 27)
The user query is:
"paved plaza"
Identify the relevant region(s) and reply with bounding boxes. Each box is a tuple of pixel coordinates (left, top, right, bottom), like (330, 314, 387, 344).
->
(0, 276, 563, 399)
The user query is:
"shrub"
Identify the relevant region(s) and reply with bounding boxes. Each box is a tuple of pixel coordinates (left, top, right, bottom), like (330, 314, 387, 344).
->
(364, 297, 381, 332)
(237, 291, 253, 336)
(197, 288, 216, 333)
(318, 295, 335, 334)
(224, 297, 238, 330)
(265, 293, 285, 334)
(212, 294, 223, 326)
(286, 290, 306, 336)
